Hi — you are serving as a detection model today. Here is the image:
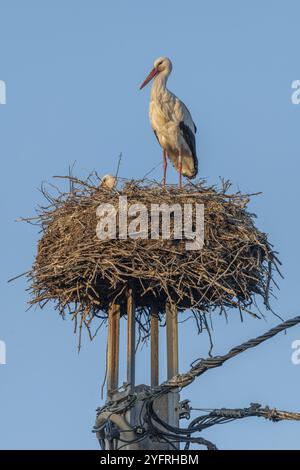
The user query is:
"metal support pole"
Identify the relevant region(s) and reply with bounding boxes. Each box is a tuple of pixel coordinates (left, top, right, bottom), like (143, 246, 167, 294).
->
(150, 305, 159, 388)
(127, 288, 136, 391)
(99, 300, 180, 450)
(166, 301, 179, 442)
(107, 302, 120, 397)
(166, 301, 178, 379)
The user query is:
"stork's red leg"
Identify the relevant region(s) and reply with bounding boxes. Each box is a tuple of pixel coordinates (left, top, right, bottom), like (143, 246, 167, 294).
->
(163, 150, 167, 186)
(178, 154, 182, 189)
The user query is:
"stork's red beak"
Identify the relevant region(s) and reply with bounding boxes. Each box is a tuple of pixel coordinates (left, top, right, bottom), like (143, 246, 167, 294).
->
(139, 67, 159, 90)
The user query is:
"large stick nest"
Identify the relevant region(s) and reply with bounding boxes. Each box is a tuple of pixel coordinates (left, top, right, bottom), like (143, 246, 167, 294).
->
(25, 174, 281, 338)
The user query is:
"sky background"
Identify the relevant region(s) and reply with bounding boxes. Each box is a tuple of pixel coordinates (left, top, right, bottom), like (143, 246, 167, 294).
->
(1, 0, 300, 450)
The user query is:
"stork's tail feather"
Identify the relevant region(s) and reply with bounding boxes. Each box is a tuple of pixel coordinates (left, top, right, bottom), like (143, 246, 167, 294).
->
(185, 154, 198, 179)
(168, 153, 198, 179)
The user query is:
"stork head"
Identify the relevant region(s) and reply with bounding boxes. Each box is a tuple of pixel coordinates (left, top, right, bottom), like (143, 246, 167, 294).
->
(100, 174, 116, 190)
(140, 57, 172, 90)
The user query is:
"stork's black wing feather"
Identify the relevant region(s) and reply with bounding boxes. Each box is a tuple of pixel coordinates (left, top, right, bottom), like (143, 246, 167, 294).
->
(179, 121, 196, 158)
(179, 121, 198, 177)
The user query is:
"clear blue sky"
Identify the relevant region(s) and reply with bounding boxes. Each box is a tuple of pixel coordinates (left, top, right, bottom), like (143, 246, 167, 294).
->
(1, 0, 300, 450)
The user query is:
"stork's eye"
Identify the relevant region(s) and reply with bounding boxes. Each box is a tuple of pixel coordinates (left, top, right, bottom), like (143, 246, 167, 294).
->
(157, 61, 163, 67)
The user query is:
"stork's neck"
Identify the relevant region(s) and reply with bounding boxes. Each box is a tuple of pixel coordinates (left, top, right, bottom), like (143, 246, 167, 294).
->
(151, 71, 170, 100)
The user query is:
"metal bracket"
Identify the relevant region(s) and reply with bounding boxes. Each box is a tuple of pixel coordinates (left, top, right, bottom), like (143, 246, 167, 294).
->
(178, 399, 191, 420)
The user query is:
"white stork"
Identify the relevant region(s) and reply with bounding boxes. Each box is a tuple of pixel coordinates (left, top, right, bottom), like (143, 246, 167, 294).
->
(140, 57, 198, 188)
(100, 174, 116, 190)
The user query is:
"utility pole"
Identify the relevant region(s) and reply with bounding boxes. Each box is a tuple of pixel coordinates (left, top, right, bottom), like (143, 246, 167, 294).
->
(96, 293, 180, 450)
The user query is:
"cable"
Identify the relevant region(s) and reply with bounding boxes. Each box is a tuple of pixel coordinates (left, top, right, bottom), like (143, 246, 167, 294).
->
(152, 315, 300, 396)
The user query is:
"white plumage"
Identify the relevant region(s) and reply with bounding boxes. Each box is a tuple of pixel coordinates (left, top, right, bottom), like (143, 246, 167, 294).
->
(100, 174, 116, 190)
(140, 57, 198, 187)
